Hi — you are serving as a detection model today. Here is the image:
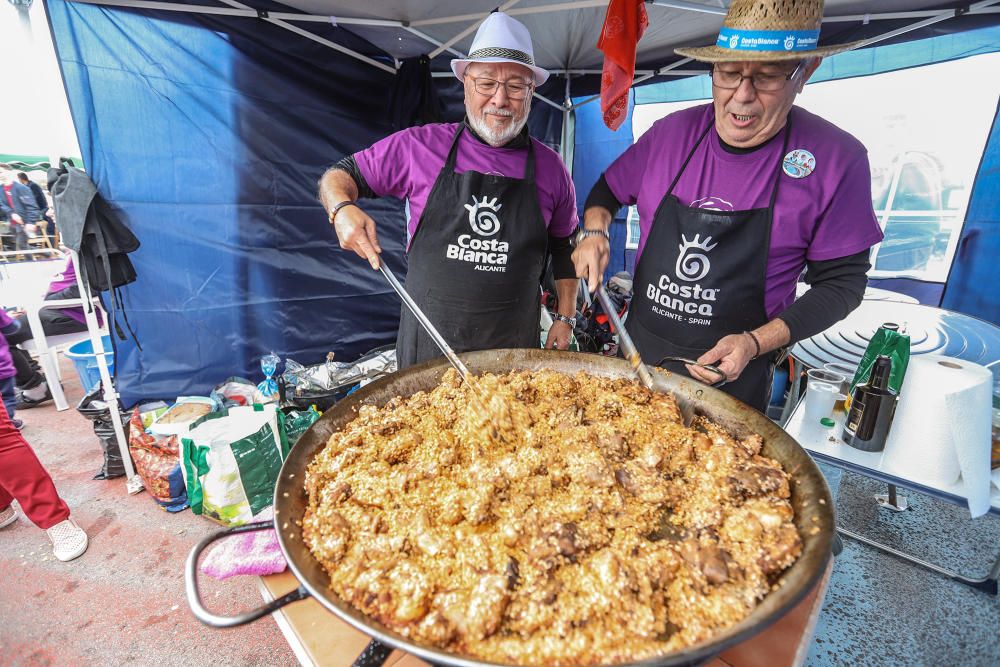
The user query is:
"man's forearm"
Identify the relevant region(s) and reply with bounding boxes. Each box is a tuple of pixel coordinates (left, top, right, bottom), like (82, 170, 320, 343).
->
(318, 167, 360, 215)
(582, 205, 613, 233)
(749, 318, 791, 357)
(554, 279, 578, 319)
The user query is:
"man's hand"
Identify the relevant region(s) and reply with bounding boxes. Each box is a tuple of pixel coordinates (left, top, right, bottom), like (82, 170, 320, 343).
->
(545, 320, 573, 350)
(572, 235, 610, 294)
(332, 205, 382, 270)
(11, 214, 22, 225)
(689, 333, 756, 384)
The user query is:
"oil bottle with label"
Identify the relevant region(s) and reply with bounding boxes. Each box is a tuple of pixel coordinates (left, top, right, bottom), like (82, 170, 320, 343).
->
(843, 354, 898, 452)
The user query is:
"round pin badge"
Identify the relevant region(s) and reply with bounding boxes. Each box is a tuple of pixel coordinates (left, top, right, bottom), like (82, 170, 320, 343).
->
(782, 149, 816, 179)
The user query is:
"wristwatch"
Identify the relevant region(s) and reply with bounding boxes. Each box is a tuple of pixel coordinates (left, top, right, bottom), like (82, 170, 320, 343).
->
(552, 313, 577, 328)
(575, 228, 610, 245)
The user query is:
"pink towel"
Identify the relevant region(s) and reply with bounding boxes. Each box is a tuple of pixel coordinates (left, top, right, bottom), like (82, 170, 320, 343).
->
(200, 513, 287, 579)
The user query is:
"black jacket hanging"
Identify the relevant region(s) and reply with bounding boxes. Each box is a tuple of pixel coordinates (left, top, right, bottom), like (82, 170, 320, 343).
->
(47, 165, 141, 346)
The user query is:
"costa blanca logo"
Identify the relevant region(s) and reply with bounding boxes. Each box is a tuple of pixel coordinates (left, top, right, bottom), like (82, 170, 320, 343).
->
(784, 35, 796, 50)
(464, 196, 502, 237)
(729, 35, 740, 49)
(675, 234, 717, 282)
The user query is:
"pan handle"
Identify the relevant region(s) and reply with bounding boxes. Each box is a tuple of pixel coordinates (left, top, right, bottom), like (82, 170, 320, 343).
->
(185, 521, 311, 628)
(351, 639, 395, 667)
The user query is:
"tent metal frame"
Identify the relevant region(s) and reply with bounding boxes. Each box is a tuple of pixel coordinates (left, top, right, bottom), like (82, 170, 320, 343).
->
(67, 0, 1000, 116)
(66, 0, 1000, 82)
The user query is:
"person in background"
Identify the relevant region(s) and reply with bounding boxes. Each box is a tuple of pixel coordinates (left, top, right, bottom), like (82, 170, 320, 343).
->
(18, 172, 54, 237)
(0, 167, 41, 251)
(573, 0, 882, 412)
(3, 257, 94, 409)
(319, 12, 580, 368)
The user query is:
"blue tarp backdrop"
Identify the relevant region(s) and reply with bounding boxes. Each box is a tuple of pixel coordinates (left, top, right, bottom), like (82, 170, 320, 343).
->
(45, 0, 576, 405)
(47, 0, 417, 406)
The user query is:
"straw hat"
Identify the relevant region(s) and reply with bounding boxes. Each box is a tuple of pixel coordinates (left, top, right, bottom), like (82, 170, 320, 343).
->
(451, 12, 550, 86)
(675, 0, 864, 63)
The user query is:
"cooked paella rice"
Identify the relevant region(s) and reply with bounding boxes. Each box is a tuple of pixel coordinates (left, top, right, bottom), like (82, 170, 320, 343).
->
(303, 369, 801, 666)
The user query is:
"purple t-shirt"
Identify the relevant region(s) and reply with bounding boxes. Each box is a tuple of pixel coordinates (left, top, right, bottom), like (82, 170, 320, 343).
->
(0, 309, 15, 380)
(46, 258, 95, 325)
(354, 123, 578, 248)
(606, 104, 883, 318)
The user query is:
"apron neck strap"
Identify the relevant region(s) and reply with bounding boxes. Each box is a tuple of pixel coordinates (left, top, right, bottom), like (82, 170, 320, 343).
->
(666, 123, 713, 196)
(443, 123, 537, 181)
(443, 123, 466, 171)
(767, 109, 794, 210)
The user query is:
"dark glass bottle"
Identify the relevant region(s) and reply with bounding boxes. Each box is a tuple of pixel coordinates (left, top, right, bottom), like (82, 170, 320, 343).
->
(843, 355, 898, 452)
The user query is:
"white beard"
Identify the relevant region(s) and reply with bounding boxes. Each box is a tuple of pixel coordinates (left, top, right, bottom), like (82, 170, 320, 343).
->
(468, 105, 530, 147)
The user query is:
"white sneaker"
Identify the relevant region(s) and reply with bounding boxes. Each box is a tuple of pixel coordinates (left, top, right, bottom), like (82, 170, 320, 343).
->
(0, 505, 17, 529)
(46, 518, 89, 561)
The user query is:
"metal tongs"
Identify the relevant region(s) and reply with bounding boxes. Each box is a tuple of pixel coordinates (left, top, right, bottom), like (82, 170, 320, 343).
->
(594, 285, 727, 389)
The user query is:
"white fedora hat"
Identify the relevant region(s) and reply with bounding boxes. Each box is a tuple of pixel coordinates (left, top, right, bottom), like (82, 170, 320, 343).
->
(451, 12, 549, 86)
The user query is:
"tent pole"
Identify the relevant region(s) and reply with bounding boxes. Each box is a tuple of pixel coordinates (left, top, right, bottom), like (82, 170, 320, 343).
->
(67, 249, 138, 487)
(412, 0, 605, 28)
(214, 0, 396, 73)
(403, 26, 465, 58)
(69, 0, 397, 74)
(648, 1, 726, 16)
(568, 58, 693, 111)
(560, 76, 575, 174)
(823, 7, 1000, 23)
(849, 0, 1000, 50)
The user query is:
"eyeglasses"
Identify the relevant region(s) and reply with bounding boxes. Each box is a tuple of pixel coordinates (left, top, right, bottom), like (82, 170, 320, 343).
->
(468, 76, 533, 100)
(710, 61, 807, 92)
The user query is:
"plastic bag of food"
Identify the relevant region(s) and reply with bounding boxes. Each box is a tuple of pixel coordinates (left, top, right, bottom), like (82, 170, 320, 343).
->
(210, 377, 257, 408)
(281, 406, 321, 449)
(180, 404, 288, 527)
(255, 352, 281, 404)
(127, 408, 189, 512)
(149, 396, 217, 438)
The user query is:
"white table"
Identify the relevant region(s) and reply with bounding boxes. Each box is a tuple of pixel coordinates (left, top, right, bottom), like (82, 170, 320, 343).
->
(785, 398, 1000, 594)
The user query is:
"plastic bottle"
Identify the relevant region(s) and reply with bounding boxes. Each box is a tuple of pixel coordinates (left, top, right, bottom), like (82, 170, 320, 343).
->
(843, 355, 897, 452)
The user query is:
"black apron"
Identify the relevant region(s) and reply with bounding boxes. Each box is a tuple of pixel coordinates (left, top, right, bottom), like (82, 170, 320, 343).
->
(396, 124, 548, 369)
(629, 117, 792, 412)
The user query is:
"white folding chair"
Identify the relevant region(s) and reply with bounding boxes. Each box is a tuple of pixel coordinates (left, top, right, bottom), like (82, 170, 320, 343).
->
(21, 298, 108, 411)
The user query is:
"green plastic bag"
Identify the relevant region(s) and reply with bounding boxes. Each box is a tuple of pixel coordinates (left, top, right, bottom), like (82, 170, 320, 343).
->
(850, 326, 911, 397)
(181, 404, 286, 527)
(281, 406, 321, 450)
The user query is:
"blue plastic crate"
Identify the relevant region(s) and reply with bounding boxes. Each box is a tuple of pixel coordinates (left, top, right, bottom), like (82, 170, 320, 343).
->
(64, 336, 114, 393)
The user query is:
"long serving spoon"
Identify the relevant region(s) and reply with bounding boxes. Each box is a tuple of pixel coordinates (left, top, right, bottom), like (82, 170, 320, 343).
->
(379, 264, 476, 384)
(378, 264, 507, 438)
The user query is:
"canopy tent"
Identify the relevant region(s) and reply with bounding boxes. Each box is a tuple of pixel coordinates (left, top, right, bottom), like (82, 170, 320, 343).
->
(43, 0, 1000, 406)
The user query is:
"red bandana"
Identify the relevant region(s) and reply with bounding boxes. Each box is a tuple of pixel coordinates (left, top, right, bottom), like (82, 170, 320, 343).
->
(597, 0, 648, 131)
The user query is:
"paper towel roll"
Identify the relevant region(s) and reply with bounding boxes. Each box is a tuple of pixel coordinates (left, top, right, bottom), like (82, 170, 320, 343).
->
(880, 355, 993, 517)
